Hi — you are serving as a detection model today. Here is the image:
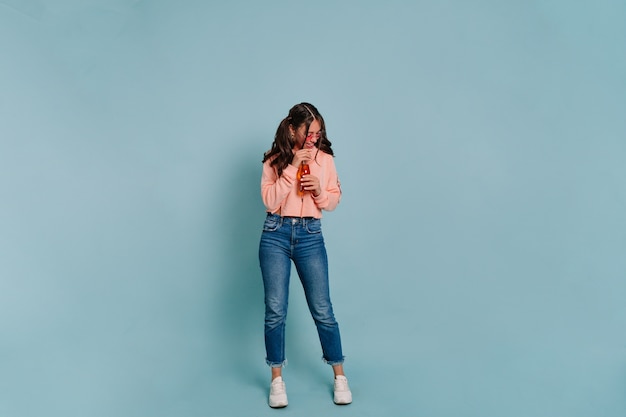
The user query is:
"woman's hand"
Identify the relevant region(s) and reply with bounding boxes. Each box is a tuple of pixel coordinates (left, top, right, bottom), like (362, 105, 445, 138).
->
(291, 148, 313, 168)
(300, 174, 321, 197)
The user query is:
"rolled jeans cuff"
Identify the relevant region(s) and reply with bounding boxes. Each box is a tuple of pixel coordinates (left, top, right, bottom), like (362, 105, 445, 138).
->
(266, 359, 288, 368)
(323, 356, 345, 366)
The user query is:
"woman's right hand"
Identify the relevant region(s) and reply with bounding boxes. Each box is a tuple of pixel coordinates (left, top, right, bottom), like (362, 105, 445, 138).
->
(291, 149, 313, 167)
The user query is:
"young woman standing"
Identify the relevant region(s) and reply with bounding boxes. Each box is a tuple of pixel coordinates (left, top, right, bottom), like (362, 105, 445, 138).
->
(258, 103, 352, 408)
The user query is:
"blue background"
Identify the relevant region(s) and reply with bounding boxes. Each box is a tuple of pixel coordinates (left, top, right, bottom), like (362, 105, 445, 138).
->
(1, 1, 625, 416)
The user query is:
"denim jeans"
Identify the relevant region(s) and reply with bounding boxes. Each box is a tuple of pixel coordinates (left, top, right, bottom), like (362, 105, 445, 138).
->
(259, 213, 344, 368)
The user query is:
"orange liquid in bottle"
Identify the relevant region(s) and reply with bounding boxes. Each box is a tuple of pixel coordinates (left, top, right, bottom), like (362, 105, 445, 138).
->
(298, 162, 310, 196)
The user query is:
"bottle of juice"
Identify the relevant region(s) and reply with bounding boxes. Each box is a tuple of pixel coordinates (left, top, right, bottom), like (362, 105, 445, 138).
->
(297, 162, 310, 196)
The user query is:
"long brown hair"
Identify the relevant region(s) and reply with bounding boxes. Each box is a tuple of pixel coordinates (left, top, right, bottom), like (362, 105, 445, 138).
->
(262, 103, 334, 177)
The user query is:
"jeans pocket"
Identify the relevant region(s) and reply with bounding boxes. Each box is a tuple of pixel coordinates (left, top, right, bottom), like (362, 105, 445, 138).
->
(305, 218, 322, 234)
(263, 215, 281, 232)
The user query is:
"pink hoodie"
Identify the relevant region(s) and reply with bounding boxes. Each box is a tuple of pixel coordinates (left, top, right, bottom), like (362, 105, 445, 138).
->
(261, 151, 341, 218)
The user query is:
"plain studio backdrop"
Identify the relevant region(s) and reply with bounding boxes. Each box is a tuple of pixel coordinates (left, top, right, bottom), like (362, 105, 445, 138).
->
(1, 1, 625, 416)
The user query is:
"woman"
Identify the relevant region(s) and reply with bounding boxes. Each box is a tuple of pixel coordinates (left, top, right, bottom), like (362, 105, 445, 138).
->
(258, 103, 352, 408)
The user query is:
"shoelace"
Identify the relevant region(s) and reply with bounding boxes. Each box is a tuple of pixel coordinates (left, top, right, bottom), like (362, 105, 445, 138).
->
(334, 379, 349, 391)
(271, 381, 286, 394)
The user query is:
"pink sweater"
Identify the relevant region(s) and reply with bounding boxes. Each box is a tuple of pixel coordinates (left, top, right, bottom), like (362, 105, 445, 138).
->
(261, 151, 341, 218)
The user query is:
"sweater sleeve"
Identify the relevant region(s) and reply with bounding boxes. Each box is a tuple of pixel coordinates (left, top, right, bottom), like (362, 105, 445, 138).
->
(312, 155, 341, 212)
(261, 161, 298, 212)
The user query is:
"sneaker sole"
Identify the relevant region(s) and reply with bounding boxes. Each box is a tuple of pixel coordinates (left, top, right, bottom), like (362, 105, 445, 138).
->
(334, 394, 352, 405)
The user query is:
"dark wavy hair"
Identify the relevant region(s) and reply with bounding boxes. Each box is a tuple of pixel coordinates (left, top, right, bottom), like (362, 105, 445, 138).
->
(262, 102, 334, 177)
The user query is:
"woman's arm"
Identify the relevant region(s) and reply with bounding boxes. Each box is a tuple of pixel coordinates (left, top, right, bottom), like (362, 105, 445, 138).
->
(260, 161, 298, 212)
(312, 155, 341, 212)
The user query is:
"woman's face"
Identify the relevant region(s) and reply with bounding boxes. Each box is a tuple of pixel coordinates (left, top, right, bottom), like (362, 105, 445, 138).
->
(292, 119, 322, 150)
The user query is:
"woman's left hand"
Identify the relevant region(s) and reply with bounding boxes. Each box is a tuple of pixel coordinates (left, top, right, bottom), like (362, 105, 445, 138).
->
(301, 174, 321, 197)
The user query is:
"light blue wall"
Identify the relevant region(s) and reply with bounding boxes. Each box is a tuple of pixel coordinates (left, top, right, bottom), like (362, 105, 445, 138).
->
(1, 1, 625, 416)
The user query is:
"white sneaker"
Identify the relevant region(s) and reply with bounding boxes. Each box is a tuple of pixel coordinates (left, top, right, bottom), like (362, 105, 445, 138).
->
(333, 375, 352, 405)
(269, 376, 288, 408)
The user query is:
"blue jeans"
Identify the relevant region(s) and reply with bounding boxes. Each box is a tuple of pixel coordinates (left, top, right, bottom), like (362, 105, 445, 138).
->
(259, 214, 344, 368)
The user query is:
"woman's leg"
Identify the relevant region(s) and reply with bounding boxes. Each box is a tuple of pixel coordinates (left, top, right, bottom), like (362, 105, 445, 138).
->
(293, 220, 345, 367)
(294, 223, 352, 404)
(259, 218, 292, 370)
(332, 364, 345, 377)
